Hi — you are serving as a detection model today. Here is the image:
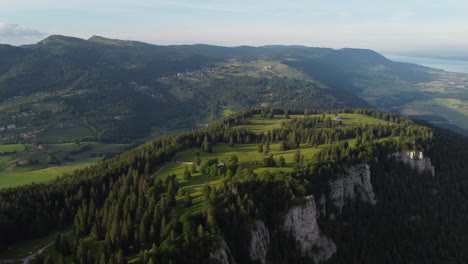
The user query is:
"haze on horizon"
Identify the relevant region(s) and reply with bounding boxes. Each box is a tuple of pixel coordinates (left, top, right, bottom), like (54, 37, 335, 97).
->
(1, 0, 468, 52)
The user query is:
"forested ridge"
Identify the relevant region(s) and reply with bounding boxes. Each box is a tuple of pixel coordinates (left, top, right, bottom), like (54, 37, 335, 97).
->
(1, 108, 467, 263)
(1, 35, 438, 143)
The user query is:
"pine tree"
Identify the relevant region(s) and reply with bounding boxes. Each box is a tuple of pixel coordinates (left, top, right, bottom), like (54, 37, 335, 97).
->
(257, 144, 263, 153)
(263, 142, 270, 155)
(184, 192, 193, 207)
(294, 149, 301, 164)
(183, 166, 191, 180)
(202, 135, 212, 153)
(278, 156, 286, 167)
(279, 141, 287, 151)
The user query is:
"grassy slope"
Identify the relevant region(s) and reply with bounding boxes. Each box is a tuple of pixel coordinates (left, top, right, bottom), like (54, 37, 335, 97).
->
(0, 142, 129, 188)
(156, 114, 387, 216)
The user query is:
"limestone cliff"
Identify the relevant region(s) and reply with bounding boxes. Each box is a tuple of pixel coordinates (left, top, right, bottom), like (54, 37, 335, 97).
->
(249, 221, 270, 264)
(329, 164, 377, 213)
(392, 151, 435, 176)
(282, 196, 337, 263)
(210, 238, 236, 264)
(211, 151, 436, 263)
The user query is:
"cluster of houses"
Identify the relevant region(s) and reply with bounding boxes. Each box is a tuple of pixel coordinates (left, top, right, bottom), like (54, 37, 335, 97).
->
(20, 128, 45, 139)
(55, 121, 81, 128)
(158, 67, 218, 80)
(454, 105, 468, 109)
(1, 135, 16, 141)
(30, 143, 46, 150)
(0, 124, 16, 131)
(257, 65, 274, 74)
(11, 111, 36, 119)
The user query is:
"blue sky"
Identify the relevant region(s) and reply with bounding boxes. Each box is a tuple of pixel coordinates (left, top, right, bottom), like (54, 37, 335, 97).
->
(1, 0, 467, 51)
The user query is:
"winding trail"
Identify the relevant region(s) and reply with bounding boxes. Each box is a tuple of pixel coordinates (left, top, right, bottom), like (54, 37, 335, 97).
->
(0, 231, 72, 264)
(153, 152, 184, 176)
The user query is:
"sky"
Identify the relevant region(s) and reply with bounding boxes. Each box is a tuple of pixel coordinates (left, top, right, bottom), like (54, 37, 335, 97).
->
(1, 0, 468, 52)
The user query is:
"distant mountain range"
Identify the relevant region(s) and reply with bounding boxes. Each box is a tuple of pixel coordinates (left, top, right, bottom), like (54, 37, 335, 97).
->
(1, 35, 467, 142)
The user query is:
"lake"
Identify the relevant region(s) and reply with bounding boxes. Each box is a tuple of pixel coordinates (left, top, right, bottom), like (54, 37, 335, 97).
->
(384, 55, 468, 74)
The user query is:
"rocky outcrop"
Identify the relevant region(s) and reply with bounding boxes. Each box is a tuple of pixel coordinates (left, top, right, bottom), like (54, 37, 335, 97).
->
(249, 221, 270, 264)
(392, 151, 435, 176)
(282, 196, 336, 263)
(329, 164, 376, 213)
(210, 238, 236, 264)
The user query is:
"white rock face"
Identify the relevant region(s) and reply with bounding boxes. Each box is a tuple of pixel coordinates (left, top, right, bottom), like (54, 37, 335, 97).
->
(329, 164, 377, 213)
(210, 238, 236, 264)
(282, 196, 337, 263)
(249, 220, 270, 264)
(318, 194, 327, 217)
(392, 151, 435, 176)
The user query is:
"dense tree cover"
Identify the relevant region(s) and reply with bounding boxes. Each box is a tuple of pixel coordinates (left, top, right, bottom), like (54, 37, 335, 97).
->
(1, 108, 468, 263)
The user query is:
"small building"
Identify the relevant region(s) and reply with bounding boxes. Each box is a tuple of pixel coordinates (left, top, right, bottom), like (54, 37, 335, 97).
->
(333, 115, 344, 121)
(7, 124, 16, 129)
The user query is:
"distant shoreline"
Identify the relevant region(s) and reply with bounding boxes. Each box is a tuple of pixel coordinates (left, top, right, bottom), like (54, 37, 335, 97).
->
(384, 54, 468, 74)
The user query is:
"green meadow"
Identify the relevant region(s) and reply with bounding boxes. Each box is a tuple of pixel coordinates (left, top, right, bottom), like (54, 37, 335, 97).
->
(0, 142, 130, 188)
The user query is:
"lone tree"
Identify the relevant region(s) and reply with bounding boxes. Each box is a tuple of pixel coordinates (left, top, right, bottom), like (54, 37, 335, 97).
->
(202, 135, 213, 153)
(263, 142, 270, 155)
(277, 156, 286, 167)
(184, 192, 193, 207)
(257, 144, 263, 153)
(183, 166, 191, 180)
(294, 148, 301, 164)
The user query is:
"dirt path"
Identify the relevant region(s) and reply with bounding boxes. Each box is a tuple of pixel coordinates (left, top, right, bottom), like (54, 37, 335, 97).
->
(0, 231, 72, 264)
(153, 152, 184, 176)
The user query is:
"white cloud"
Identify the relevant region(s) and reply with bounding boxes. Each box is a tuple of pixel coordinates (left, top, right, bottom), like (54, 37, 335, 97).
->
(0, 23, 45, 36)
(0, 23, 47, 45)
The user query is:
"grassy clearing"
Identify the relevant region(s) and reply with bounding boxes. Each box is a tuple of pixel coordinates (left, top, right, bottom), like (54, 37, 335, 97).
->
(156, 140, 352, 215)
(336, 113, 391, 126)
(0, 142, 129, 188)
(0, 144, 27, 153)
(0, 163, 92, 188)
(233, 115, 302, 133)
(0, 95, 46, 112)
(155, 113, 382, 216)
(234, 114, 389, 134)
